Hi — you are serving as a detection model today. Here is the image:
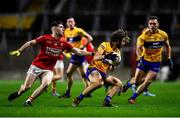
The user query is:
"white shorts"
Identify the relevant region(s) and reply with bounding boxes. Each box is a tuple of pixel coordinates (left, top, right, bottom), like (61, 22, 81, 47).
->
(27, 65, 53, 80)
(54, 60, 64, 69)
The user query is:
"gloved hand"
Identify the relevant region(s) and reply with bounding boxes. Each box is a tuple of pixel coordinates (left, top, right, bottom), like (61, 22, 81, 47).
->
(63, 52, 71, 59)
(167, 58, 173, 69)
(9, 50, 21, 56)
(104, 52, 117, 60)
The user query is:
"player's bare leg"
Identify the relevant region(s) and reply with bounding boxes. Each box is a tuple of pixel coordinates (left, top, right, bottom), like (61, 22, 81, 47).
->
(60, 63, 77, 98)
(122, 69, 144, 93)
(8, 74, 36, 101)
(128, 71, 157, 104)
(72, 70, 103, 107)
(103, 76, 122, 107)
(77, 66, 92, 97)
(24, 72, 52, 106)
(51, 68, 63, 96)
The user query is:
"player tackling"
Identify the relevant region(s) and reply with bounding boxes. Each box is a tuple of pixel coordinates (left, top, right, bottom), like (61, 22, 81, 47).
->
(7, 21, 94, 106)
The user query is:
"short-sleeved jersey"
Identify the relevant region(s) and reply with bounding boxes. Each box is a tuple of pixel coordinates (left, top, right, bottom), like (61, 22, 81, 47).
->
(137, 29, 168, 62)
(32, 34, 73, 70)
(90, 42, 120, 73)
(64, 27, 87, 48)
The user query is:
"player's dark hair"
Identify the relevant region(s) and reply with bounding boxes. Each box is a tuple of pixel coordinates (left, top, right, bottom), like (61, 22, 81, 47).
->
(110, 29, 130, 49)
(110, 29, 128, 43)
(50, 21, 63, 28)
(148, 16, 159, 22)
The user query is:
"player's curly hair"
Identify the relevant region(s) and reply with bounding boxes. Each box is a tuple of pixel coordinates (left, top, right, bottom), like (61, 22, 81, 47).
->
(110, 29, 130, 44)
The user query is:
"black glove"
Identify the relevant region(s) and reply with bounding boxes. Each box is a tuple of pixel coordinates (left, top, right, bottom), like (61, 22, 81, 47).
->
(104, 52, 117, 60)
(167, 58, 173, 69)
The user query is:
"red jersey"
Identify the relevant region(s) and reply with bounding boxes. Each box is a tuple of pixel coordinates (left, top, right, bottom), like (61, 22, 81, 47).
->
(81, 38, 94, 64)
(32, 34, 73, 70)
(58, 54, 64, 60)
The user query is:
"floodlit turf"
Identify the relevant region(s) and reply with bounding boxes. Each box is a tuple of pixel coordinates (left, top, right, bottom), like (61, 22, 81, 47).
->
(0, 79, 180, 117)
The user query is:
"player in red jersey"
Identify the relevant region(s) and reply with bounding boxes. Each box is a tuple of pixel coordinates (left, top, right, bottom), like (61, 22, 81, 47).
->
(8, 21, 94, 106)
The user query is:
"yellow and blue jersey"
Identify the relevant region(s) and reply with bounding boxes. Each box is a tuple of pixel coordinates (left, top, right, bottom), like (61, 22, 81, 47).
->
(90, 42, 120, 73)
(64, 26, 87, 48)
(137, 29, 169, 62)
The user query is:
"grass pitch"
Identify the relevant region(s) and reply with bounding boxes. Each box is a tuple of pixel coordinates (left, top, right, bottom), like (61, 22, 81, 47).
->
(0, 79, 180, 117)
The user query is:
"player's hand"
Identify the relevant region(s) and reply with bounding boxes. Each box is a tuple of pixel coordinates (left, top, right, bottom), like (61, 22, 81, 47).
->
(167, 58, 173, 69)
(9, 50, 21, 56)
(104, 52, 117, 60)
(64, 52, 71, 59)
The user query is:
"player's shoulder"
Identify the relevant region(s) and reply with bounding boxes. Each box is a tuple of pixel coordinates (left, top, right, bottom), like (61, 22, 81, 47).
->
(141, 28, 150, 36)
(100, 42, 110, 47)
(74, 27, 85, 32)
(99, 42, 111, 50)
(158, 29, 168, 37)
(35, 34, 51, 40)
(41, 34, 52, 39)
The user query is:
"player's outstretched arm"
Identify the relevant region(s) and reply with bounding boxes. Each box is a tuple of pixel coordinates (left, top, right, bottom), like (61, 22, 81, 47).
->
(71, 47, 94, 56)
(9, 40, 37, 56)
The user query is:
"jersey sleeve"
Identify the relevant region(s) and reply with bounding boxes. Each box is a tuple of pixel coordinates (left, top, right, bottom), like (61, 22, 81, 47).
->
(136, 34, 144, 47)
(98, 42, 107, 53)
(163, 32, 169, 42)
(78, 28, 87, 37)
(35, 35, 45, 43)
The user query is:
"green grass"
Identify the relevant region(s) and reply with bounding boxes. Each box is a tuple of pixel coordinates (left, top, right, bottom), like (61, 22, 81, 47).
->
(0, 79, 180, 117)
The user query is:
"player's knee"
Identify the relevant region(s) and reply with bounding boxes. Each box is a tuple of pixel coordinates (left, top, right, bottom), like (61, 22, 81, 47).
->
(115, 79, 122, 88)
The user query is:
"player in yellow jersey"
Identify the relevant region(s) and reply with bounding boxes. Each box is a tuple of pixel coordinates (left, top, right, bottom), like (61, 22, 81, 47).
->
(123, 16, 173, 104)
(60, 17, 93, 98)
(72, 29, 130, 107)
(129, 27, 156, 96)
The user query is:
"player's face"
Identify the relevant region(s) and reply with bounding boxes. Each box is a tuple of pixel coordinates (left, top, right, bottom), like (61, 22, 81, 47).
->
(67, 18, 75, 29)
(148, 19, 159, 33)
(111, 41, 120, 49)
(52, 24, 64, 36)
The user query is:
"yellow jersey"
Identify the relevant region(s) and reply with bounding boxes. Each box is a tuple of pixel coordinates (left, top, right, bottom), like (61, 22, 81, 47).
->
(137, 29, 169, 62)
(64, 26, 87, 48)
(90, 42, 121, 73)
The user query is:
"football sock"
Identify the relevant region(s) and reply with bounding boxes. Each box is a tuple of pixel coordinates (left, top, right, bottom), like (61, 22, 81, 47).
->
(127, 82, 132, 88)
(77, 93, 84, 101)
(28, 96, 33, 102)
(131, 92, 138, 99)
(66, 90, 70, 95)
(105, 95, 112, 103)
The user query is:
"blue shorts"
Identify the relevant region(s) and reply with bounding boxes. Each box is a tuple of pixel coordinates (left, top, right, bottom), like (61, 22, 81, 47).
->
(86, 67, 107, 81)
(70, 54, 85, 65)
(137, 59, 161, 73)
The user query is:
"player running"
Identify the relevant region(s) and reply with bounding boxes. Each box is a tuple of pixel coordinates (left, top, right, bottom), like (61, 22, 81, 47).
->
(8, 21, 94, 106)
(123, 16, 173, 104)
(60, 17, 93, 98)
(72, 29, 130, 107)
